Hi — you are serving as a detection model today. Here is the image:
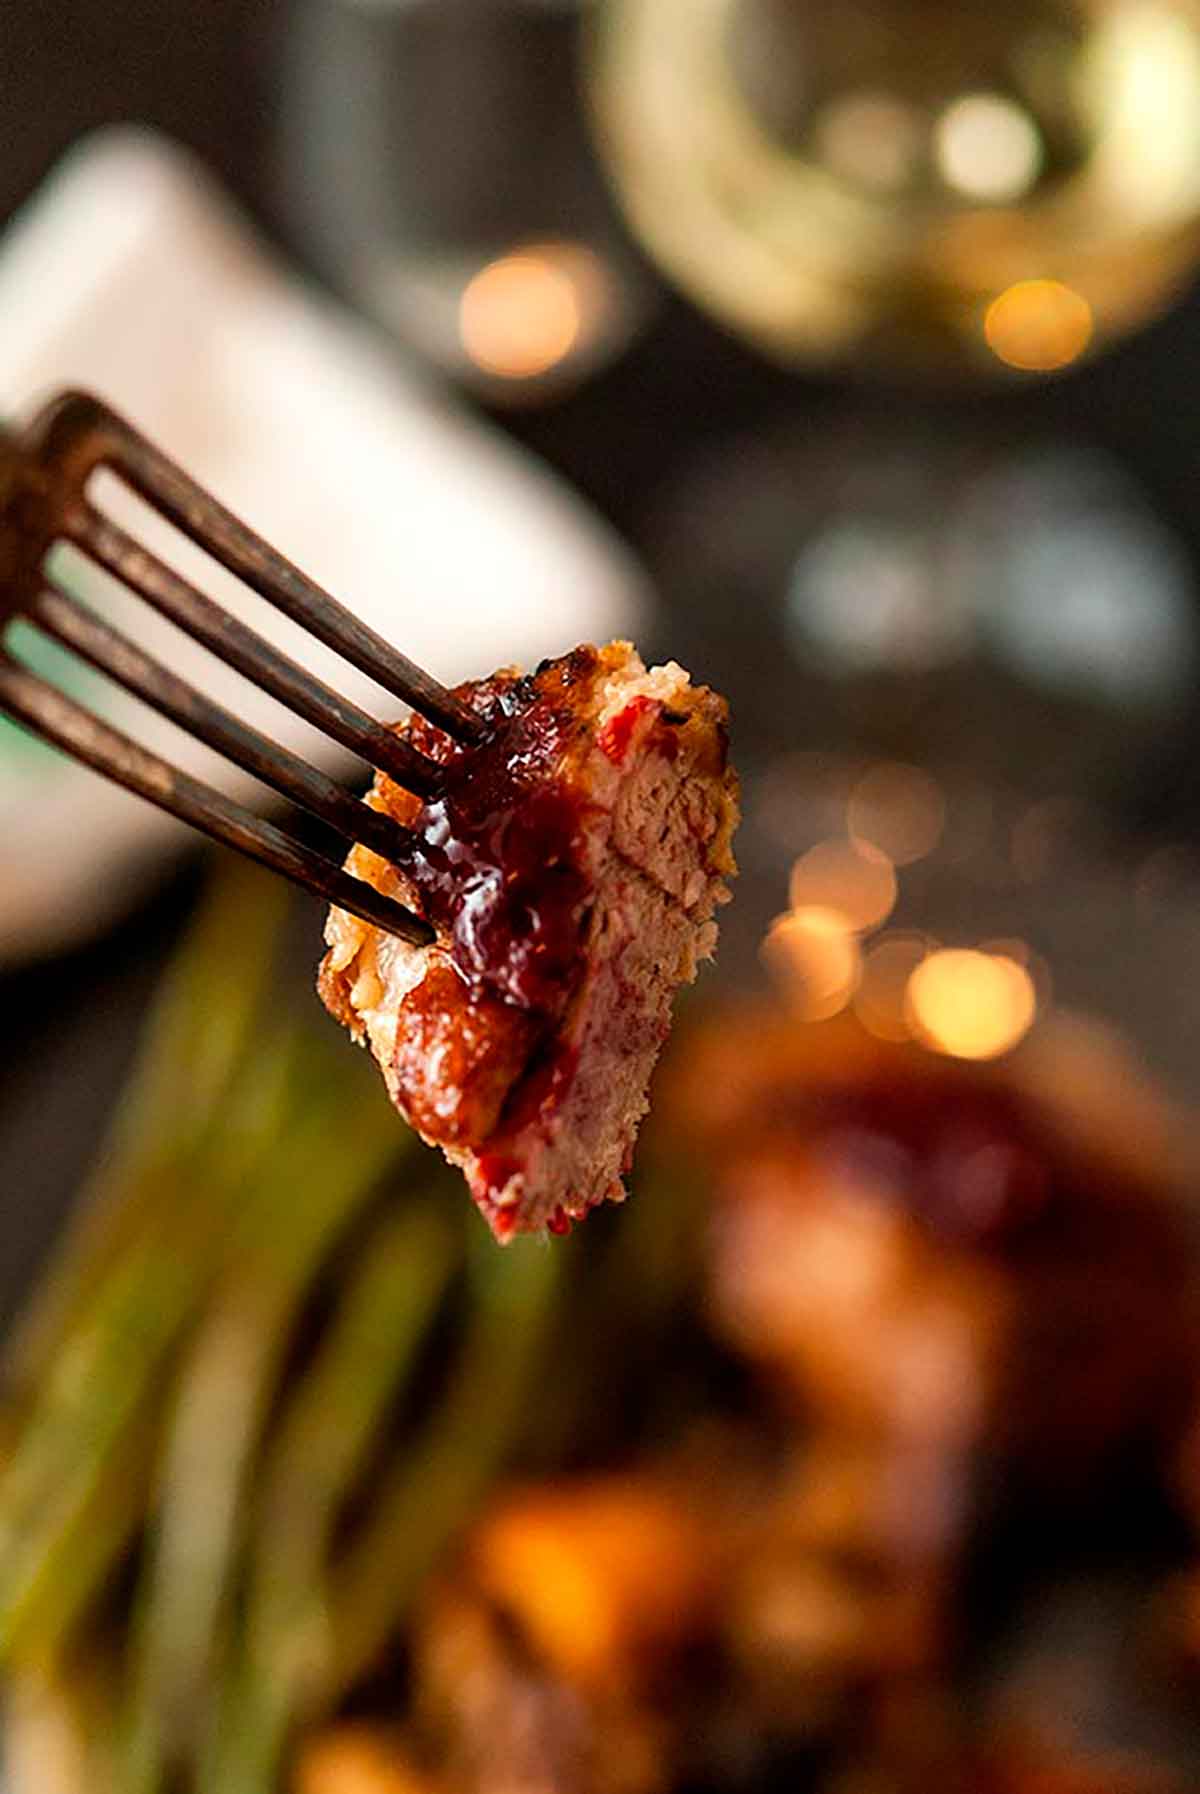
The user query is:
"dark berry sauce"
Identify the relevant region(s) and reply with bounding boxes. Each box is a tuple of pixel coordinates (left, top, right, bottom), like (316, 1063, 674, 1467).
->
(395, 651, 601, 1016)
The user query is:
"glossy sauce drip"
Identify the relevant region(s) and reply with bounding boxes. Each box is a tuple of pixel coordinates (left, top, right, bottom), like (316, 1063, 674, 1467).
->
(396, 653, 600, 1016)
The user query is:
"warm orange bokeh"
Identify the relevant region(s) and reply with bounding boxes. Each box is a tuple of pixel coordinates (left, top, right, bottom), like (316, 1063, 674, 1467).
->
(460, 249, 583, 378)
(984, 278, 1094, 372)
(907, 948, 1037, 1060)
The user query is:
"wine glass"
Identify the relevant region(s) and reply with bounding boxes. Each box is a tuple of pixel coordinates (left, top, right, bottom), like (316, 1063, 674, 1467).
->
(585, 0, 1200, 377)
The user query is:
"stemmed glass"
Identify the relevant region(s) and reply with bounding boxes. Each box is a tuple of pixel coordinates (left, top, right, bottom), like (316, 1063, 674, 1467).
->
(586, 0, 1200, 378)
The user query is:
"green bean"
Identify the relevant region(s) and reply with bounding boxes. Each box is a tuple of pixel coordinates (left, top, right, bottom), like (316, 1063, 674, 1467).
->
(2, 862, 289, 1397)
(200, 1201, 459, 1794)
(0, 1038, 303, 1666)
(326, 1229, 564, 1698)
(115, 1075, 404, 1794)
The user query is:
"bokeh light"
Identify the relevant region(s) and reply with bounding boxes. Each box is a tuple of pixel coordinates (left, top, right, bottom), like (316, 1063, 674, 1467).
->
(848, 763, 946, 866)
(460, 245, 586, 379)
(854, 932, 931, 1042)
(788, 839, 897, 932)
(762, 907, 862, 1022)
(935, 92, 1043, 202)
(979, 938, 1053, 1013)
(906, 949, 1037, 1060)
(984, 279, 1093, 372)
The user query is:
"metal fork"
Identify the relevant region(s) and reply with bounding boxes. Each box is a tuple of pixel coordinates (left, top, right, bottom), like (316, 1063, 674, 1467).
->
(0, 389, 491, 944)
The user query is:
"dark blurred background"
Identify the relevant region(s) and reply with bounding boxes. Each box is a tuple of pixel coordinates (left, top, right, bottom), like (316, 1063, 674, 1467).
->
(6, 0, 1200, 1300)
(10, 7, 1200, 1789)
(8, 0, 1200, 1325)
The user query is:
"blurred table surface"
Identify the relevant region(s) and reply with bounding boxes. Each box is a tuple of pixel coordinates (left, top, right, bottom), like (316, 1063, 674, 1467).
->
(6, 0, 1200, 1326)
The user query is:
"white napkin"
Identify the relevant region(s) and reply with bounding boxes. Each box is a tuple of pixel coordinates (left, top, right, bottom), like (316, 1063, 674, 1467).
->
(0, 127, 647, 962)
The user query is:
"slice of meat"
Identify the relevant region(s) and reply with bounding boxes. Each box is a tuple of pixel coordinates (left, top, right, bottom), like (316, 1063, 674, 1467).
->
(318, 641, 738, 1239)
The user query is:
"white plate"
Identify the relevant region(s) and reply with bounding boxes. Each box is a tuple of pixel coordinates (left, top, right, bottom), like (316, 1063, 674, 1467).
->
(0, 129, 648, 963)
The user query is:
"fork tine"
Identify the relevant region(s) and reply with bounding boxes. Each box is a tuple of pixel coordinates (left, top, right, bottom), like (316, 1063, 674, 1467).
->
(67, 502, 445, 798)
(29, 390, 485, 745)
(26, 583, 417, 866)
(0, 654, 435, 944)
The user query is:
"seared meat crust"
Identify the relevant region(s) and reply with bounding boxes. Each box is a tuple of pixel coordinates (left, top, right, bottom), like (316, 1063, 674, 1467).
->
(319, 642, 738, 1237)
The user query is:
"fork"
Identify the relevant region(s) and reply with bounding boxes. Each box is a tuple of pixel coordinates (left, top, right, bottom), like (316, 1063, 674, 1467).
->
(0, 389, 492, 945)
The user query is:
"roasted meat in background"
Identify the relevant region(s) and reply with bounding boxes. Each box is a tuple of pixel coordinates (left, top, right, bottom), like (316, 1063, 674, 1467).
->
(291, 1010, 1200, 1794)
(670, 1011, 1199, 1490)
(294, 1011, 1198, 1794)
(664, 1011, 1200, 1737)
